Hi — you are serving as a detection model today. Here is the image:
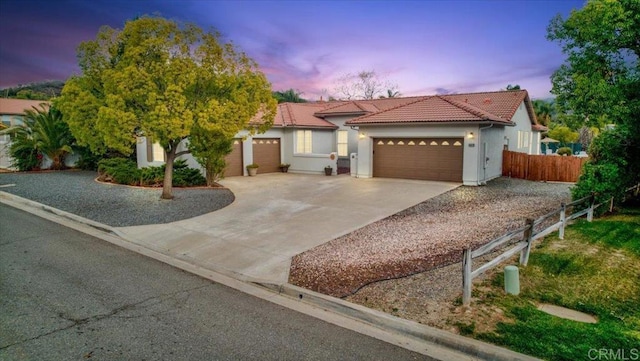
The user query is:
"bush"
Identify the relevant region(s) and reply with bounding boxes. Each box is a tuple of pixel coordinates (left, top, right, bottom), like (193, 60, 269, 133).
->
(97, 158, 205, 187)
(572, 126, 637, 206)
(97, 158, 141, 185)
(556, 147, 573, 156)
(10, 141, 41, 171)
(171, 159, 206, 187)
(74, 146, 101, 171)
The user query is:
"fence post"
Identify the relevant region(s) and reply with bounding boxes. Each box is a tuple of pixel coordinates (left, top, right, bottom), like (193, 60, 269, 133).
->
(587, 193, 595, 222)
(462, 248, 472, 305)
(609, 197, 614, 213)
(519, 218, 534, 266)
(559, 203, 566, 240)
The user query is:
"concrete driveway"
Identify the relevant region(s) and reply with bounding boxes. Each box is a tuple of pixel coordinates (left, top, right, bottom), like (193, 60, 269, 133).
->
(115, 173, 459, 284)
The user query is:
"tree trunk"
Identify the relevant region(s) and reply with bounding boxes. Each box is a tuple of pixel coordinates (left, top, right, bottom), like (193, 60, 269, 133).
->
(161, 146, 176, 200)
(205, 163, 215, 187)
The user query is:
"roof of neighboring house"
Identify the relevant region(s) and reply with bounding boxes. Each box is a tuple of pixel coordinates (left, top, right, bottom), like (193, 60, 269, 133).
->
(346, 90, 545, 130)
(0, 98, 50, 115)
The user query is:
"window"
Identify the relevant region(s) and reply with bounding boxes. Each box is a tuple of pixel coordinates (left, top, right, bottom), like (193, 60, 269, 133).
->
(147, 137, 165, 162)
(517, 131, 529, 148)
(517, 131, 523, 148)
(337, 130, 348, 156)
(296, 130, 312, 153)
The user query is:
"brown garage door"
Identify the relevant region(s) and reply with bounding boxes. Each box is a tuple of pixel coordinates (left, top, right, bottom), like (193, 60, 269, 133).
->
(224, 139, 243, 177)
(252, 138, 281, 173)
(373, 138, 463, 182)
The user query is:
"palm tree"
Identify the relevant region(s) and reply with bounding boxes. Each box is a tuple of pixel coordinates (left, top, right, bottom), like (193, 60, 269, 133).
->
(273, 89, 307, 103)
(379, 89, 401, 98)
(2, 104, 74, 170)
(532, 99, 554, 126)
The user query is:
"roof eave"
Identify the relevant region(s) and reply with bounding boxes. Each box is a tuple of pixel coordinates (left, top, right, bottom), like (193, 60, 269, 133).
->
(346, 120, 514, 126)
(314, 111, 368, 118)
(286, 124, 339, 130)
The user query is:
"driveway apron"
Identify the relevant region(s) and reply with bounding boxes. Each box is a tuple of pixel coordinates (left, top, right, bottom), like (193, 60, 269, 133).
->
(115, 173, 459, 284)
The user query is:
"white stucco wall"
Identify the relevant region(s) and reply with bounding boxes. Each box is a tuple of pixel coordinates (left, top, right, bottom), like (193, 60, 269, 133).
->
(136, 137, 167, 168)
(478, 125, 504, 183)
(324, 115, 360, 156)
(281, 128, 337, 174)
(355, 124, 485, 185)
(504, 101, 541, 155)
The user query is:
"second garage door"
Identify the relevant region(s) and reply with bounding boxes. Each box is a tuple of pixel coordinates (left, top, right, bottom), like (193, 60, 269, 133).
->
(373, 138, 463, 182)
(252, 138, 281, 173)
(223, 139, 243, 177)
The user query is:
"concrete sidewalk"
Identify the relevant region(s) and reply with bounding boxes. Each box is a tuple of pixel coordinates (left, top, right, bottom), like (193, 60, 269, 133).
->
(115, 173, 459, 284)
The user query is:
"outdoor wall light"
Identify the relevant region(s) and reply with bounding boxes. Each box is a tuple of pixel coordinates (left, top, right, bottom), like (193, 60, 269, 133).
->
(468, 132, 474, 139)
(359, 133, 366, 139)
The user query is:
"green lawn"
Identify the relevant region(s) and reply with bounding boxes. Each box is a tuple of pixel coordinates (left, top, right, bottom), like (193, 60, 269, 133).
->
(458, 206, 640, 361)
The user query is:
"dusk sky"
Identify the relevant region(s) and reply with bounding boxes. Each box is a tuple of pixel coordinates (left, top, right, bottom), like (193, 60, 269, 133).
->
(0, 0, 585, 100)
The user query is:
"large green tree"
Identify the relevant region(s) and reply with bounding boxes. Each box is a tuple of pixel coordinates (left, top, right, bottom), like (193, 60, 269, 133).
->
(548, 0, 640, 202)
(547, 125, 579, 146)
(59, 16, 276, 199)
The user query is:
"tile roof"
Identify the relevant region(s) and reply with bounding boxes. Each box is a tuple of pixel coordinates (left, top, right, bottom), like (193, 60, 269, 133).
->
(345, 96, 507, 124)
(253, 90, 544, 131)
(0, 98, 50, 115)
(275, 103, 338, 129)
(346, 90, 543, 129)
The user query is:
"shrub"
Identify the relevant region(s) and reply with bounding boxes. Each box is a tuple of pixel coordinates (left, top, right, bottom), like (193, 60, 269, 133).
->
(74, 146, 101, 171)
(556, 147, 572, 156)
(97, 158, 141, 185)
(97, 158, 205, 187)
(9, 141, 41, 171)
(171, 159, 206, 187)
(572, 126, 637, 206)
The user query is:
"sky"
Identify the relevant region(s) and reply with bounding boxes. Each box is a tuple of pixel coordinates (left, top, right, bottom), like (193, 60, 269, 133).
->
(0, 0, 586, 100)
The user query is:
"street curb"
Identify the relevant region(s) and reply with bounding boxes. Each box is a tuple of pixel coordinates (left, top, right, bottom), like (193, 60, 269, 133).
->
(263, 282, 540, 361)
(0, 191, 540, 361)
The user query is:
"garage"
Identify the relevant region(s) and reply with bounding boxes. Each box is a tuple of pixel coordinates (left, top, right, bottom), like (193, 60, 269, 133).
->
(373, 138, 463, 182)
(223, 139, 243, 177)
(252, 138, 281, 173)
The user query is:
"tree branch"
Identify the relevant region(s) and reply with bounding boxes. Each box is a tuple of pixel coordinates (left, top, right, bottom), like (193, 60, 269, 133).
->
(175, 150, 191, 157)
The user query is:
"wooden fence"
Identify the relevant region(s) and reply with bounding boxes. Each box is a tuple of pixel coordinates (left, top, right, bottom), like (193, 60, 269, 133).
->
(502, 150, 588, 183)
(461, 183, 640, 305)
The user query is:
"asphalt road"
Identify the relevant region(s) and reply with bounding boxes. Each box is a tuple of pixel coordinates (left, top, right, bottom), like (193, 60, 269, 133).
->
(0, 204, 425, 361)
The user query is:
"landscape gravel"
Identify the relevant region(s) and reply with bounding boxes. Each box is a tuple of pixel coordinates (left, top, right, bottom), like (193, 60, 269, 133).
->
(0, 171, 234, 227)
(289, 177, 572, 298)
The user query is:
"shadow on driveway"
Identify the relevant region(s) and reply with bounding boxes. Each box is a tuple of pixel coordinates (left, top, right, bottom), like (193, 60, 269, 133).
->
(0, 171, 234, 227)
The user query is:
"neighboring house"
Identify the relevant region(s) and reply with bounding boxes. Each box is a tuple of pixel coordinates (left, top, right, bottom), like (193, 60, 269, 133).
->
(137, 89, 545, 185)
(0, 98, 50, 169)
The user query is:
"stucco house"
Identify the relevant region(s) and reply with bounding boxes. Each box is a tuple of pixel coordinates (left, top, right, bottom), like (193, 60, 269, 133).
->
(137, 89, 545, 185)
(0, 98, 51, 169)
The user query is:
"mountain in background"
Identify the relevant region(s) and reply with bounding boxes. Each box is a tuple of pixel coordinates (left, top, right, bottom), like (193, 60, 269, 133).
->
(0, 80, 65, 100)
